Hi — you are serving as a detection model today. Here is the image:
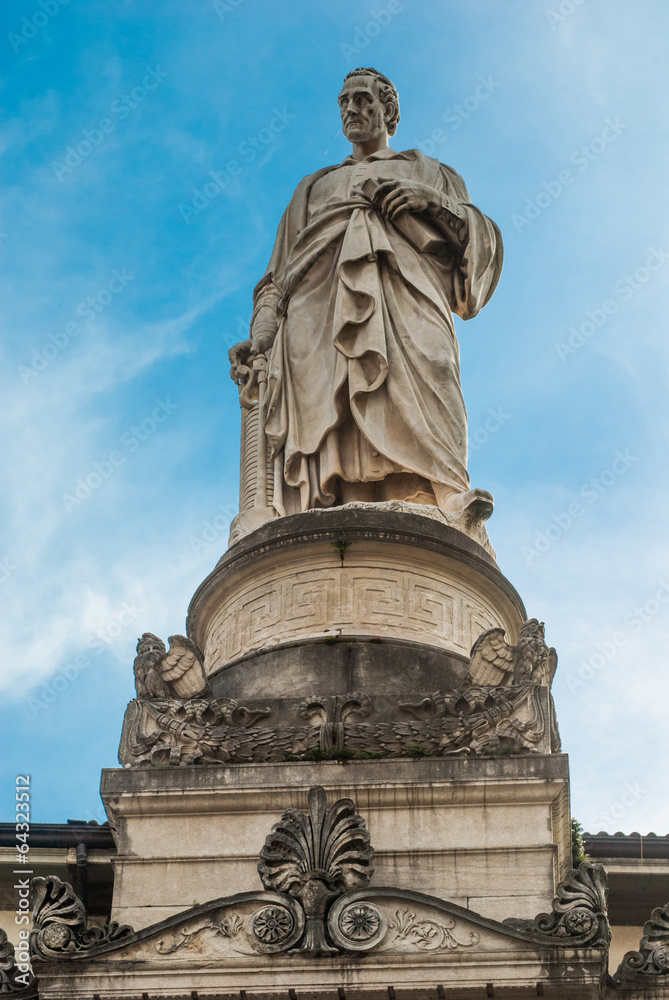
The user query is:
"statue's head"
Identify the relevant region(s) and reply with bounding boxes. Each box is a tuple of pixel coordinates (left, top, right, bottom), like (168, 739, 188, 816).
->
(519, 618, 545, 639)
(136, 632, 165, 656)
(338, 68, 400, 144)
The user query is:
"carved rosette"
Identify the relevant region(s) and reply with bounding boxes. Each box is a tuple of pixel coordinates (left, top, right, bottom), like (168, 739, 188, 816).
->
(329, 901, 387, 951)
(614, 901, 669, 980)
(258, 785, 373, 955)
(519, 862, 610, 946)
(252, 905, 295, 947)
(30, 877, 133, 962)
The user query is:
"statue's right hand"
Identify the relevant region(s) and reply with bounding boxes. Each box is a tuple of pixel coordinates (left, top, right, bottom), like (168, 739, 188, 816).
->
(250, 333, 274, 355)
(228, 339, 253, 383)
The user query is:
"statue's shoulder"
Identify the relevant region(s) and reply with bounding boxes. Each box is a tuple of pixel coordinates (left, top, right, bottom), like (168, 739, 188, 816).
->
(283, 163, 342, 206)
(295, 163, 342, 188)
(400, 150, 468, 197)
(402, 148, 461, 175)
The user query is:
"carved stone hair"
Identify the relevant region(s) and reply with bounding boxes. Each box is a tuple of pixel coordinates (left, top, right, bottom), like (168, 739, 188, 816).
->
(342, 68, 400, 136)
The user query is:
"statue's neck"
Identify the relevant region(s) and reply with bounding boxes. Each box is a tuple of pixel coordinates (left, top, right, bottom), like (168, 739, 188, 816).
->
(349, 135, 390, 161)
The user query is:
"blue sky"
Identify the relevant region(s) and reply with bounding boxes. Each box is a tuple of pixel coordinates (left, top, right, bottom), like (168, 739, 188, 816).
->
(2, 0, 669, 836)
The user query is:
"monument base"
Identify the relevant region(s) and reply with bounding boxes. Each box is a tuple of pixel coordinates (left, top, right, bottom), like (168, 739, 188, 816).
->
(102, 754, 571, 932)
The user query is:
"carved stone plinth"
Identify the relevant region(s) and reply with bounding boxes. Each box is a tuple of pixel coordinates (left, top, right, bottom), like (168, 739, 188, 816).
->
(101, 755, 571, 934)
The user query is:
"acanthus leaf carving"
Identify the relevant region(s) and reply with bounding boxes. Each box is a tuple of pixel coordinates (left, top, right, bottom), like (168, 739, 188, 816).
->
(0, 928, 36, 995)
(614, 901, 669, 978)
(511, 861, 610, 946)
(257, 785, 373, 955)
(30, 877, 134, 962)
(155, 913, 243, 955)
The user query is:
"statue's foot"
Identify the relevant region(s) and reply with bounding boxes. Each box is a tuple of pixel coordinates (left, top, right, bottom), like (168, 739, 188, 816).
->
(440, 488, 494, 522)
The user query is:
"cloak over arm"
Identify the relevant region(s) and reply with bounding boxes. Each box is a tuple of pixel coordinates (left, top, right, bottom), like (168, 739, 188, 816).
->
(434, 161, 503, 321)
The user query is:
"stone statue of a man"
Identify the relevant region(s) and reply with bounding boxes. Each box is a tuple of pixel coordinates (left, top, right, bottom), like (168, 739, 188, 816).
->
(230, 68, 502, 520)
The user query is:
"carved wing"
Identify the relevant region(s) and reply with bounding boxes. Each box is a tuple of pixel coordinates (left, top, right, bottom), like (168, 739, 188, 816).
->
(546, 646, 558, 685)
(469, 628, 515, 686)
(160, 635, 210, 699)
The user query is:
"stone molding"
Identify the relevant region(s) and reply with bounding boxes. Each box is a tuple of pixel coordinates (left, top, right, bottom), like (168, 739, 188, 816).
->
(103, 752, 570, 816)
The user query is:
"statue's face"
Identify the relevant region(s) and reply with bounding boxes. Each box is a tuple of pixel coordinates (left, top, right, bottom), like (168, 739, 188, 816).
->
(338, 75, 389, 144)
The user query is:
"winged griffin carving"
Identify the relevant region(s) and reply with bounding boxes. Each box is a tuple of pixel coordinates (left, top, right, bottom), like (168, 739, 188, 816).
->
(469, 618, 557, 687)
(132, 632, 211, 700)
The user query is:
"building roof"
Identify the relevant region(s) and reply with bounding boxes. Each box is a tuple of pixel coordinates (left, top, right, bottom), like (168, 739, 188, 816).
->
(0, 820, 115, 849)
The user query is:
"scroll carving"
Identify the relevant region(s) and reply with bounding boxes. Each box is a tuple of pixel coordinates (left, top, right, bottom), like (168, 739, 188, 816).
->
(155, 914, 243, 955)
(614, 901, 669, 978)
(299, 691, 371, 751)
(30, 877, 133, 961)
(388, 907, 480, 951)
(0, 929, 36, 995)
(504, 861, 609, 946)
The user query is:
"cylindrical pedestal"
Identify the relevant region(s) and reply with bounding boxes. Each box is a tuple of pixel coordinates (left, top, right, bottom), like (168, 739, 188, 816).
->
(187, 507, 526, 718)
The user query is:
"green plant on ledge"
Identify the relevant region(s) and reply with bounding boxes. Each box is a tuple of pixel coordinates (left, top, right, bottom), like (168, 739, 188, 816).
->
(402, 742, 434, 758)
(331, 531, 350, 565)
(480, 741, 523, 757)
(283, 747, 386, 763)
(571, 817, 589, 867)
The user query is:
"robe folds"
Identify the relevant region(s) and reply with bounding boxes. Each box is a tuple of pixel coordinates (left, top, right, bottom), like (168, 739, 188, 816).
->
(254, 148, 503, 515)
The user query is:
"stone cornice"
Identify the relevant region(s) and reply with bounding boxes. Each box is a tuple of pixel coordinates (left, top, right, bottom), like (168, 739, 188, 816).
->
(102, 754, 569, 817)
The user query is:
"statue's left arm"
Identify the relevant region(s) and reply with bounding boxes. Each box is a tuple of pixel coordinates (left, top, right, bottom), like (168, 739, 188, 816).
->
(374, 160, 503, 320)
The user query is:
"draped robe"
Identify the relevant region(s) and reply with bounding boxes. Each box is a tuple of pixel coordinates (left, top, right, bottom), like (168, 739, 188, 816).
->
(254, 148, 503, 515)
